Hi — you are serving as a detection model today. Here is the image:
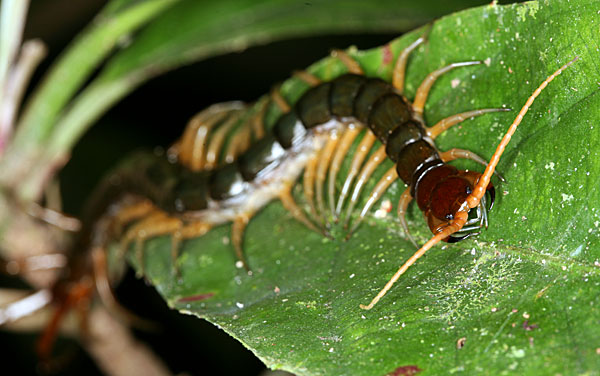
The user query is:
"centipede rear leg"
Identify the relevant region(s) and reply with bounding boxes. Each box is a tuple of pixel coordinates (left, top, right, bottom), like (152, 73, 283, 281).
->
(172, 102, 245, 171)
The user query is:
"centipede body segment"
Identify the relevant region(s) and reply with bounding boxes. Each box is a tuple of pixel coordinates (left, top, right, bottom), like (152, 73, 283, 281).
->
(24, 29, 578, 358)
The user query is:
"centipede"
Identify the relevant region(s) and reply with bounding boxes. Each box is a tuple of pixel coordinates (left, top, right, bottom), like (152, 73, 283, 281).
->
(1, 29, 577, 362)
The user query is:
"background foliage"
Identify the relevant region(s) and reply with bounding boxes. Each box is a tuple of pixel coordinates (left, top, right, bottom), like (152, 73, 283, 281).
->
(1, 0, 598, 375)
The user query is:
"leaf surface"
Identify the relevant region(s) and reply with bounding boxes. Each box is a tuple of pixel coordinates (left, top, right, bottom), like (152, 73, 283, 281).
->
(133, 1, 600, 375)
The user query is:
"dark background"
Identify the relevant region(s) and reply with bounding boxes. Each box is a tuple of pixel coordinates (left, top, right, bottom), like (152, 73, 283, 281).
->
(0, 0, 502, 374)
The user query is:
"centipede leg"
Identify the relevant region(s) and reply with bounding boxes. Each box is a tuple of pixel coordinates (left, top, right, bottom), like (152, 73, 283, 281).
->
(331, 49, 364, 74)
(270, 85, 291, 113)
(91, 247, 156, 329)
(397, 187, 417, 247)
(360, 56, 579, 311)
(225, 121, 253, 163)
(232, 215, 252, 270)
(347, 167, 398, 236)
(251, 98, 269, 140)
(293, 70, 322, 86)
(328, 126, 360, 220)
(205, 110, 245, 169)
(303, 154, 320, 223)
(110, 199, 155, 237)
(336, 131, 377, 216)
(279, 184, 328, 236)
(392, 36, 426, 94)
(412, 61, 482, 121)
(440, 148, 505, 181)
(343, 145, 387, 229)
(316, 132, 341, 225)
(179, 102, 243, 171)
(427, 108, 510, 139)
(120, 212, 183, 276)
(171, 221, 213, 274)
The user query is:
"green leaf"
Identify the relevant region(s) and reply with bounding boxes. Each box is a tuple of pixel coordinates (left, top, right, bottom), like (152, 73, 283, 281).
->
(130, 1, 600, 375)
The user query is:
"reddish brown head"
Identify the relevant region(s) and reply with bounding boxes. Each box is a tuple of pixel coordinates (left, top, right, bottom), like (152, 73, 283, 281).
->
(415, 165, 495, 242)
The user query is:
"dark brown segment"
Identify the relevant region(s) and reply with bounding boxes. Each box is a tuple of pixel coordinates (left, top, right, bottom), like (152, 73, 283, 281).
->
(385, 120, 423, 163)
(238, 134, 286, 181)
(353, 78, 392, 124)
(168, 170, 210, 212)
(329, 74, 367, 117)
(395, 139, 440, 185)
(273, 112, 306, 149)
(368, 93, 411, 144)
(81, 151, 180, 222)
(413, 164, 458, 211)
(209, 163, 246, 201)
(295, 82, 332, 128)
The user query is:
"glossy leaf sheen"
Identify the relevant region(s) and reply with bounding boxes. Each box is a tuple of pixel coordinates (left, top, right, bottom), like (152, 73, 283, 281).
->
(131, 1, 600, 375)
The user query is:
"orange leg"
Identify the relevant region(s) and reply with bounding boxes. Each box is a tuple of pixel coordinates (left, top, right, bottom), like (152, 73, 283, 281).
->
(251, 98, 268, 140)
(427, 108, 510, 139)
(91, 247, 155, 329)
(412, 61, 482, 121)
(347, 167, 398, 237)
(360, 56, 578, 310)
(331, 49, 364, 74)
(204, 110, 244, 169)
(178, 103, 243, 170)
(315, 133, 340, 225)
(293, 70, 322, 86)
(110, 199, 155, 236)
(303, 154, 320, 224)
(120, 212, 183, 276)
(232, 215, 252, 270)
(336, 131, 377, 216)
(392, 36, 426, 94)
(270, 85, 291, 113)
(279, 184, 326, 236)
(225, 122, 252, 163)
(343, 145, 387, 228)
(397, 186, 416, 248)
(440, 148, 505, 181)
(328, 126, 361, 219)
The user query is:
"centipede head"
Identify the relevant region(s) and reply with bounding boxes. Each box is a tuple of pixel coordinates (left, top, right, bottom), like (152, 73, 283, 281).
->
(418, 167, 495, 242)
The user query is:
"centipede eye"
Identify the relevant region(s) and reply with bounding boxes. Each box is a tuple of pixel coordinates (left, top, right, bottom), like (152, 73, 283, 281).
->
(445, 213, 454, 220)
(465, 186, 472, 195)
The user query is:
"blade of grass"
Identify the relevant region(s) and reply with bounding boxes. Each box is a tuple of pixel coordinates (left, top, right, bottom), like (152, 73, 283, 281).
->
(0, 0, 179, 193)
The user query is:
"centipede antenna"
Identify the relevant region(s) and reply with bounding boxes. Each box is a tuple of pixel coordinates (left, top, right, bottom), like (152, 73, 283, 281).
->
(360, 56, 578, 310)
(360, 222, 463, 310)
(466, 56, 579, 209)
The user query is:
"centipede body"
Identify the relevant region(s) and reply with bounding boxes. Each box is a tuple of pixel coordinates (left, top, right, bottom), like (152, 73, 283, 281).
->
(21, 21, 579, 360)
